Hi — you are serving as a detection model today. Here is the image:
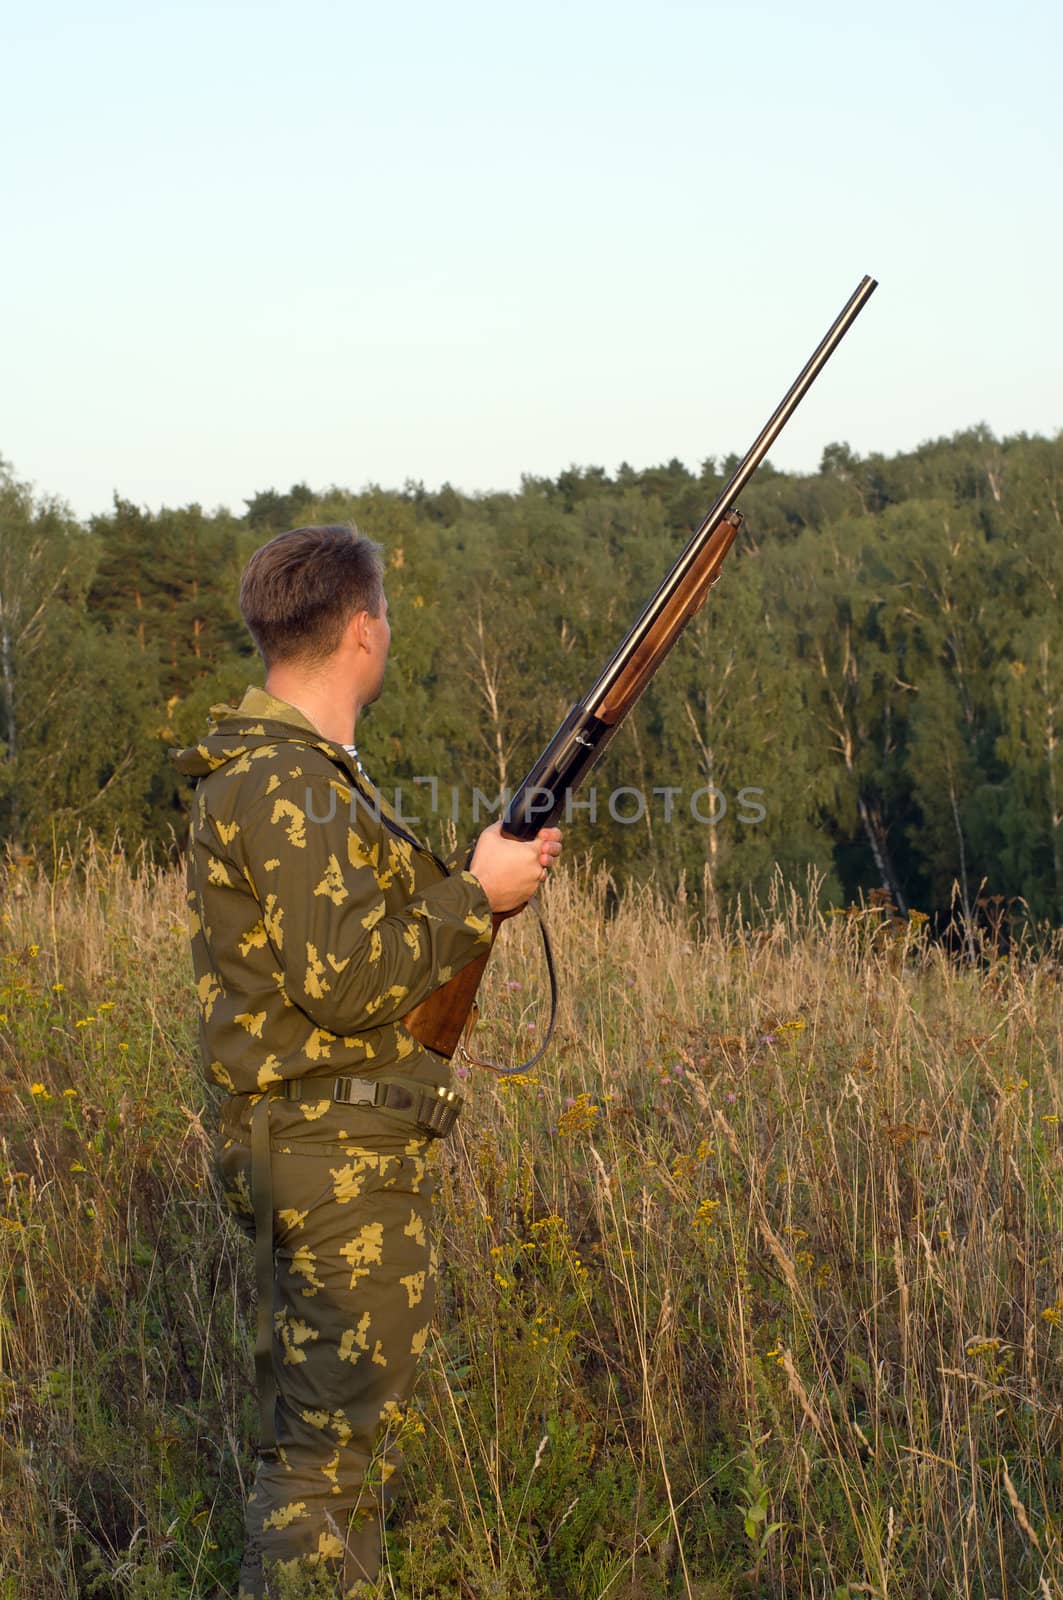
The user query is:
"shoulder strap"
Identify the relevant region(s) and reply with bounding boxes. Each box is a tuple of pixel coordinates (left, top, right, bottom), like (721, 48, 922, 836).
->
(299, 736, 451, 874)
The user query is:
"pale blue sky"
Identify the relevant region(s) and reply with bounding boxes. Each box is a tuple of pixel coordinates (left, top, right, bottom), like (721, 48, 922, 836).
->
(3, 0, 1060, 518)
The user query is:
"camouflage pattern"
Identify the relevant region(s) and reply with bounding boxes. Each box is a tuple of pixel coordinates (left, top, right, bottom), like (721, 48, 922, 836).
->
(217, 1094, 438, 1596)
(173, 687, 492, 1594)
(172, 686, 493, 1102)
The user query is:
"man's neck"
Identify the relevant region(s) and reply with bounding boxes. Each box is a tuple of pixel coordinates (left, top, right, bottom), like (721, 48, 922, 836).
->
(263, 669, 361, 747)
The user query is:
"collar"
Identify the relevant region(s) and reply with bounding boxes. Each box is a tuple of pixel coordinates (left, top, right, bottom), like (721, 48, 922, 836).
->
(234, 687, 441, 869)
(235, 685, 323, 737)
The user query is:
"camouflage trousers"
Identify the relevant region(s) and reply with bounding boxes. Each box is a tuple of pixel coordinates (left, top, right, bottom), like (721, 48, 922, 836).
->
(216, 1089, 440, 1599)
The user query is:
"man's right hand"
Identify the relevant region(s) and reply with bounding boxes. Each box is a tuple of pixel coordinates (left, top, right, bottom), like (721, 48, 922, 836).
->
(468, 822, 563, 914)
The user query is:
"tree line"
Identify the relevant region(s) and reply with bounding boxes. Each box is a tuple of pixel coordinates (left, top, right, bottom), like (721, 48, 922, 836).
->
(0, 424, 1060, 926)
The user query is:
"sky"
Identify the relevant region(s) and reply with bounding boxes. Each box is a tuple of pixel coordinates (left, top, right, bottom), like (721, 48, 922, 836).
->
(2, 0, 1060, 520)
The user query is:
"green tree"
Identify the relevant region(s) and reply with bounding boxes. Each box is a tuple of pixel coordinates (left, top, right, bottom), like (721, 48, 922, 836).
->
(0, 464, 91, 846)
(0, 465, 160, 855)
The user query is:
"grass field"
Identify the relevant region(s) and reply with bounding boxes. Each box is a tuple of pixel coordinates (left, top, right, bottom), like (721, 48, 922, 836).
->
(1, 849, 1061, 1599)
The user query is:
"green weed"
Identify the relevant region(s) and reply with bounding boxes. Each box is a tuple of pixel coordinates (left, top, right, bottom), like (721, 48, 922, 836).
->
(1, 849, 1062, 1596)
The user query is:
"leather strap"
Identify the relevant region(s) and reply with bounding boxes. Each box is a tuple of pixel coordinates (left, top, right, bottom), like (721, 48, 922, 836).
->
(456, 894, 559, 1077)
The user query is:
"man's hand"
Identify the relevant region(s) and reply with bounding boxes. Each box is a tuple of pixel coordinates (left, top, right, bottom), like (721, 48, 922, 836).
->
(468, 824, 563, 915)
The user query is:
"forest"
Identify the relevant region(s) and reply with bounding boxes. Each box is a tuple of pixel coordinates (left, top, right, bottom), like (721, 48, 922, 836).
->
(4, 430, 1063, 1598)
(0, 424, 1060, 927)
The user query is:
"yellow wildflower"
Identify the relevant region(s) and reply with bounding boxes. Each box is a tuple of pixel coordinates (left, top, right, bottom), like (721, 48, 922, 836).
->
(529, 1214, 564, 1232)
(557, 1093, 599, 1136)
(29, 1082, 51, 1099)
(673, 1139, 717, 1180)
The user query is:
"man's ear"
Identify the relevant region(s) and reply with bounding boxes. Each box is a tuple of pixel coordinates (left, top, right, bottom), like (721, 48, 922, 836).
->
(344, 609, 372, 652)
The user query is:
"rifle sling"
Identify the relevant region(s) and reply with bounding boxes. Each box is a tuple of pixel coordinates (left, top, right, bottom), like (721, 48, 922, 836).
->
(457, 893, 558, 1077)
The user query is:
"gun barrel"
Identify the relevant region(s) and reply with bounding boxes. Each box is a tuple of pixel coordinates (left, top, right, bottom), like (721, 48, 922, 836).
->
(716, 274, 878, 510)
(585, 274, 878, 720)
(501, 273, 878, 841)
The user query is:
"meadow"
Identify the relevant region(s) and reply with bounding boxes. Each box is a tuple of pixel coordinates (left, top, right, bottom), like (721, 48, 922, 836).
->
(1, 849, 1061, 1599)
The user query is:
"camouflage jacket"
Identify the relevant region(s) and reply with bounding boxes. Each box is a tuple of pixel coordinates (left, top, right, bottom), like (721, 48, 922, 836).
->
(172, 687, 492, 1098)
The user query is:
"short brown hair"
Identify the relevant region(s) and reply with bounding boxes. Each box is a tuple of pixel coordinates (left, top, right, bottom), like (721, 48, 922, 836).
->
(239, 525, 385, 667)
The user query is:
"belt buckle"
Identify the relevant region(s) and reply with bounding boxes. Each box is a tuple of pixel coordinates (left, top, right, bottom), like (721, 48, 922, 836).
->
(332, 1076, 378, 1108)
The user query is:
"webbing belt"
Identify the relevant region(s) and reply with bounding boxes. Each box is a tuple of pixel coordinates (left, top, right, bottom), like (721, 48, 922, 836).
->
(248, 1075, 463, 1459)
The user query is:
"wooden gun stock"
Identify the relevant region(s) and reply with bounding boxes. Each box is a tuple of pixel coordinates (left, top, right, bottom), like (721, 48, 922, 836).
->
(403, 915, 521, 1062)
(403, 912, 508, 1058)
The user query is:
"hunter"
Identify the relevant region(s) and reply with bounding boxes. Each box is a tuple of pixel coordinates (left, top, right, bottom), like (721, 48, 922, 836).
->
(173, 524, 561, 1596)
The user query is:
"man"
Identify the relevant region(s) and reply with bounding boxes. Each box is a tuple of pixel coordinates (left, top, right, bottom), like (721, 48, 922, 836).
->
(173, 524, 561, 1597)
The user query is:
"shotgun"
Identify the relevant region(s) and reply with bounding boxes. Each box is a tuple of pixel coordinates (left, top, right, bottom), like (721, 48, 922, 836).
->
(404, 274, 878, 1060)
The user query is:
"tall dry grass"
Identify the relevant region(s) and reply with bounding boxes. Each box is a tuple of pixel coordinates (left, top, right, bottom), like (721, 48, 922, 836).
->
(1, 847, 1061, 1598)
